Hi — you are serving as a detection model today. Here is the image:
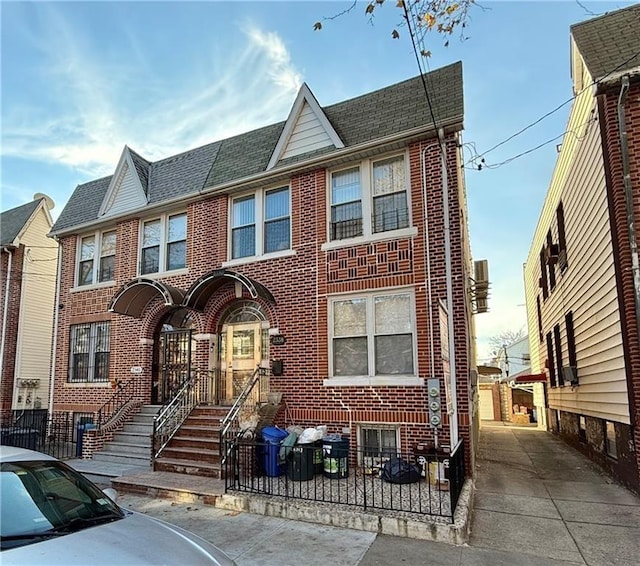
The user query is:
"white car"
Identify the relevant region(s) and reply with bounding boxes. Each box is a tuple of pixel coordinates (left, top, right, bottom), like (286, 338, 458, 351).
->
(0, 446, 235, 565)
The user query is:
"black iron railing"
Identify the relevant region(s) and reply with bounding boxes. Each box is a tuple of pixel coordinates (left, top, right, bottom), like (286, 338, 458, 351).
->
(224, 439, 465, 521)
(219, 366, 267, 465)
(1, 410, 94, 460)
(95, 378, 141, 430)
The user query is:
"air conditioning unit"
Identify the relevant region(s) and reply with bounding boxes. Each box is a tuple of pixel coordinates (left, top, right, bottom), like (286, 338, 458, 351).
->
(545, 243, 560, 265)
(562, 366, 578, 385)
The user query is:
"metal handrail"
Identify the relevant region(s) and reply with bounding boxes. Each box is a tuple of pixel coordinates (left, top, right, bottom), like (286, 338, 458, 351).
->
(95, 378, 139, 430)
(219, 366, 266, 464)
(152, 370, 203, 461)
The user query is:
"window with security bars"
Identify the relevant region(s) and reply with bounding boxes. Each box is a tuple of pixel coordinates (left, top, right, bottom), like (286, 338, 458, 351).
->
(68, 322, 110, 382)
(359, 426, 399, 471)
(330, 154, 409, 242)
(78, 230, 116, 286)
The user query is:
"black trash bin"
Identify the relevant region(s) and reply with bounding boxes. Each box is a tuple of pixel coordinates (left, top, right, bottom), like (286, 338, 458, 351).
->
(76, 423, 96, 458)
(322, 435, 349, 479)
(287, 444, 315, 481)
(0, 428, 38, 450)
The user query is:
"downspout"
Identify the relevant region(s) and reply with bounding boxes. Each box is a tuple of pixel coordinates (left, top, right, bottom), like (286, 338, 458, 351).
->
(0, 247, 13, 381)
(48, 241, 62, 413)
(439, 128, 459, 447)
(617, 77, 640, 334)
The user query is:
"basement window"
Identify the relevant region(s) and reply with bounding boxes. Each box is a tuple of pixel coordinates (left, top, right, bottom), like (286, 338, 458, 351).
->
(604, 421, 617, 459)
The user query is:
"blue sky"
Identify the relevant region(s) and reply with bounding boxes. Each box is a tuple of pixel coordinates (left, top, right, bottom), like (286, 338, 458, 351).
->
(1, 1, 634, 361)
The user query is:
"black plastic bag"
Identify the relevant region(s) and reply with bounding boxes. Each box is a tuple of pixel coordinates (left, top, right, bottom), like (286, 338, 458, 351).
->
(380, 457, 422, 484)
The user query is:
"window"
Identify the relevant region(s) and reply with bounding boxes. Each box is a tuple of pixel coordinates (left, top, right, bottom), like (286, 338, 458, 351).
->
(557, 202, 568, 271)
(539, 248, 548, 300)
(536, 297, 543, 343)
(140, 213, 186, 274)
(330, 154, 409, 241)
(554, 324, 563, 386)
(579, 415, 587, 443)
(331, 291, 415, 377)
(231, 187, 290, 259)
(546, 231, 556, 290)
(565, 310, 578, 383)
(77, 230, 116, 286)
(604, 421, 617, 459)
(68, 322, 110, 382)
(546, 331, 556, 387)
(359, 425, 399, 469)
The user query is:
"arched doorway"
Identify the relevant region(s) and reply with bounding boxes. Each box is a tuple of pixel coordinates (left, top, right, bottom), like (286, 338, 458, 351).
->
(153, 308, 195, 404)
(218, 301, 269, 405)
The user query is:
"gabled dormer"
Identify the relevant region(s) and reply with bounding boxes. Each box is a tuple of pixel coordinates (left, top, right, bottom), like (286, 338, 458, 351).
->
(266, 83, 344, 170)
(98, 146, 150, 217)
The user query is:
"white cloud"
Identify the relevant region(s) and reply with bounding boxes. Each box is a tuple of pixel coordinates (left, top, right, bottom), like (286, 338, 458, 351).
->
(1, 8, 303, 178)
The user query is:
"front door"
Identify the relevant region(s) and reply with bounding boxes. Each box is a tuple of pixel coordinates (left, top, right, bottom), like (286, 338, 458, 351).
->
(221, 322, 262, 405)
(155, 329, 192, 404)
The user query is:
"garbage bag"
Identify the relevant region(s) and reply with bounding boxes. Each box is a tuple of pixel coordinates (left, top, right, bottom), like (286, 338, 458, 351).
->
(380, 457, 422, 484)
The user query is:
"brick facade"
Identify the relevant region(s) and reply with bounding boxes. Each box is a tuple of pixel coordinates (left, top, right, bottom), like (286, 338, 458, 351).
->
(598, 79, 640, 491)
(53, 134, 475, 468)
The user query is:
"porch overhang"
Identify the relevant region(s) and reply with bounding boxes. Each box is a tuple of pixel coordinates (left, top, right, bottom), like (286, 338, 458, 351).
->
(108, 278, 185, 318)
(513, 372, 547, 384)
(183, 269, 275, 311)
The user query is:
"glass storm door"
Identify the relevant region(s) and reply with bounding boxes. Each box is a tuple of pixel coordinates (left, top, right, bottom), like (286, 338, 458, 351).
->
(222, 322, 261, 405)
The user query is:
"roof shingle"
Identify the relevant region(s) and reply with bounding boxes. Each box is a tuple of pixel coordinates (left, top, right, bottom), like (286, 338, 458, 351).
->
(0, 199, 42, 246)
(52, 62, 463, 234)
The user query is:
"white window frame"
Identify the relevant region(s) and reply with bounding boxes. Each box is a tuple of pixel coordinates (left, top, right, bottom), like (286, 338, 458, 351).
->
(225, 185, 293, 265)
(325, 288, 420, 387)
(68, 321, 111, 383)
(357, 424, 400, 471)
(323, 151, 415, 250)
(76, 229, 117, 287)
(138, 212, 187, 276)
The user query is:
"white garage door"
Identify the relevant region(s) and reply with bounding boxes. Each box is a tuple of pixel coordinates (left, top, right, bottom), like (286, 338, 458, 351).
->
(479, 389, 495, 420)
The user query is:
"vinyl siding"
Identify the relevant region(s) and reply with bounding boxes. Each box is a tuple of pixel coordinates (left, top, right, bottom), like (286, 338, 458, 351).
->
(13, 208, 57, 409)
(524, 58, 628, 424)
(281, 103, 334, 160)
(102, 161, 146, 216)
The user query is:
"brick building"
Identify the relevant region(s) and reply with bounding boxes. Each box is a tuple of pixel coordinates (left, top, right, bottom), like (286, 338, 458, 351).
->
(524, 5, 640, 492)
(1, 195, 57, 423)
(49, 62, 479, 474)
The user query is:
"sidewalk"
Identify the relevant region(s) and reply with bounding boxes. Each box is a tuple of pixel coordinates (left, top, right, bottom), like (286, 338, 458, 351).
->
(104, 422, 640, 565)
(468, 421, 640, 564)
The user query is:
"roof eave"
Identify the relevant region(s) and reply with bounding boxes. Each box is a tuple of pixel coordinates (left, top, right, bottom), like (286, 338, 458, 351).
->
(49, 117, 463, 237)
(595, 66, 640, 93)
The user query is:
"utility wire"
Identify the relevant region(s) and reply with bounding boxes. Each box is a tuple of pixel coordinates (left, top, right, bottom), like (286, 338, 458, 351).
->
(468, 46, 640, 166)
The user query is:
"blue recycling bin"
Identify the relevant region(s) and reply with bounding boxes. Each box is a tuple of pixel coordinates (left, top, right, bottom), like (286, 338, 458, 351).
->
(262, 426, 288, 477)
(76, 423, 96, 458)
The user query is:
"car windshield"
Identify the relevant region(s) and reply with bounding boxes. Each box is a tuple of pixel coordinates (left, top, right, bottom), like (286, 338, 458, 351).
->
(1, 459, 123, 550)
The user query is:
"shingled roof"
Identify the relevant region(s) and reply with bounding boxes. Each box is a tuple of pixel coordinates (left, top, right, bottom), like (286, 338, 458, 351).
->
(571, 4, 640, 81)
(52, 62, 463, 235)
(0, 199, 42, 247)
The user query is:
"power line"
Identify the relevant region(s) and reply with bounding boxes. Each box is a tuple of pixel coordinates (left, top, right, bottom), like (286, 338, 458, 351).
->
(468, 46, 640, 166)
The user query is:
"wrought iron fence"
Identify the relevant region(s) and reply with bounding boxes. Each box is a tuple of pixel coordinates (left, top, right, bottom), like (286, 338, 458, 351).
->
(224, 438, 465, 521)
(1, 410, 94, 460)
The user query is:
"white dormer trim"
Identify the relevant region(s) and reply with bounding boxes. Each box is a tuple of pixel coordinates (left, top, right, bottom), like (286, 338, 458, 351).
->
(266, 83, 344, 171)
(98, 146, 148, 217)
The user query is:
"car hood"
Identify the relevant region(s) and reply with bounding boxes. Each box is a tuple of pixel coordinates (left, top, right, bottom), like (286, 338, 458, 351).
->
(3, 510, 235, 566)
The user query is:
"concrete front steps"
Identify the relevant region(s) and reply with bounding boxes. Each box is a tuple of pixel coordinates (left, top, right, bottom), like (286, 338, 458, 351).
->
(91, 404, 160, 468)
(154, 405, 227, 478)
